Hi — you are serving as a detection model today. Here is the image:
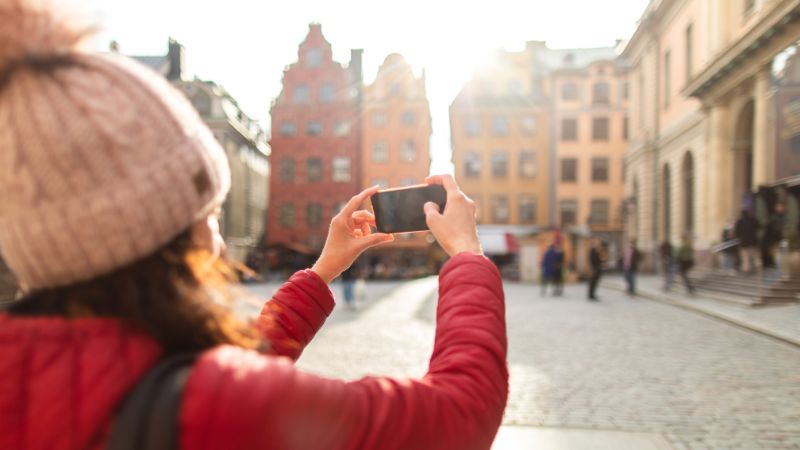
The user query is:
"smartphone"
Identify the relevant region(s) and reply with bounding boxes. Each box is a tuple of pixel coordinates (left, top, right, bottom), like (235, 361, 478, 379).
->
(372, 184, 447, 233)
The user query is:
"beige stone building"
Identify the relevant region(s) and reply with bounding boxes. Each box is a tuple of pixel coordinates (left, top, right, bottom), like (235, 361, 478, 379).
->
(624, 0, 800, 269)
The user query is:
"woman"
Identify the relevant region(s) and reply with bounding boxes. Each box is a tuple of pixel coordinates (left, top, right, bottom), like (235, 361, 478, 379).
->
(0, 2, 508, 449)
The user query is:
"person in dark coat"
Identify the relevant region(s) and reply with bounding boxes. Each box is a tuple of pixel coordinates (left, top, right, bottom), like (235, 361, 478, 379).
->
(734, 210, 759, 273)
(660, 240, 675, 291)
(540, 242, 564, 296)
(622, 238, 642, 296)
(587, 237, 603, 301)
(676, 234, 696, 294)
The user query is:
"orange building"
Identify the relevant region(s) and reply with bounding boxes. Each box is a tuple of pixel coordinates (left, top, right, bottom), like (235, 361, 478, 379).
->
(361, 54, 433, 272)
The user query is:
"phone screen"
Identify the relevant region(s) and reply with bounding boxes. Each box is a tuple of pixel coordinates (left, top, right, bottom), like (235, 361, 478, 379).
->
(372, 184, 447, 233)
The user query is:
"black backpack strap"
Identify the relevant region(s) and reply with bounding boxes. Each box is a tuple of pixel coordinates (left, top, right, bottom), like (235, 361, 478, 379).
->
(107, 353, 198, 450)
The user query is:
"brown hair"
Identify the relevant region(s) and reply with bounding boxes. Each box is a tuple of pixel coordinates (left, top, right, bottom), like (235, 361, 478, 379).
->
(7, 230, 262, 354)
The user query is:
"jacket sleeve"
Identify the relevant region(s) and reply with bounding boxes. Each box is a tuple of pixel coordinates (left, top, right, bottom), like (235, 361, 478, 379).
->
(255, 269, 335, 361)
(180, 253, 508, 450)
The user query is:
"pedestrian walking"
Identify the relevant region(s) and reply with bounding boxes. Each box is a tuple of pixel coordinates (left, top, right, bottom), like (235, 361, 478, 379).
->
(734, 210, 759, 273)
(676, 235, 696, 294)
(622, 238, 642, 296)
(340, 260, 358, 309)
(660, 240, 675, 291)
(0, 5, 507, 449)
(541, 241, 564, 296)
(761, 202, 786, 270)
(587, 237, 603, 301)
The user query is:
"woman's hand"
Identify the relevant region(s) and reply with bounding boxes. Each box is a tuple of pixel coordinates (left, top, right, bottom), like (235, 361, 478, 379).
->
(311, 186, 394, 284)
(423, 174, 483, 257)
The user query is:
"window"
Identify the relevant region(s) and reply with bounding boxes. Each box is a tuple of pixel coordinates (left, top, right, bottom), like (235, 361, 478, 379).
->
(293, 85, 309, 103)
(279, 122, 296, 136)
(479, 81, 493, 95)
(685, 24, 693, 83)
(561, 118, 577, 141)
(400, 140, 416, 162)
(333, 120, 350, 136)
(306, 203, 322, 227)
(520, 116, 537, 135)
(519, 195, 536, 224)
(589, 199, 609, 225)
(592, 117, 609, 141)
(401, 111, 416, 125)
(279, 203, 295, 228)
(399, 178, 416, 186)
(306, 121, 322, 136)
(332, 157, 351, 182)
(519, 151, 537, 178)
(592, 157, 609, 182)
(623, 117, 629, 140)
(491, 196, 510, 223)
(559, 199, 577, 226)
(465, 116, 480, 136)
(491, 151, 508, 178)
(593, 82, 610, 104)
(279, 158, 295, 182)
(306, 49, 322, 68)
(663, 50, 671, 109)
(320, 83, 335, 103)
(370, 178, 389, 189)
(372, 141, 388, 162)
(307, 158, 322, 182)
(562, 82, 578, 100)
(389, 82, 401, 96)
(372, 111, 388, 127)
(333, 201, 346, 215)
(491, 115, 509, 136)
(622, 81, 629, 100)
(464, 152, 481, 178)
(561, 158, 577, 182)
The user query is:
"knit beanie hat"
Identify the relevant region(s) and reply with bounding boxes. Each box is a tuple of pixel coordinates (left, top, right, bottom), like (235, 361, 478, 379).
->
(0, 0, 231, 290)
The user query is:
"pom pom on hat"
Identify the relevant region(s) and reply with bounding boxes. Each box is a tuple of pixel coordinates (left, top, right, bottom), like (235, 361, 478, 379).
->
(0, 0, 93, 75)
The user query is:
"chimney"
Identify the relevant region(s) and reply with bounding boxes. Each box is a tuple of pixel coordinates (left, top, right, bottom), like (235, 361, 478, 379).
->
(109, 40, 120, 52)
(167, 38, 185, 81)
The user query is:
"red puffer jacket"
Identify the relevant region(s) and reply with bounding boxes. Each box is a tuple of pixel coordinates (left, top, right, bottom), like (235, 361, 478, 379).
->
(0, 252, 507, 450)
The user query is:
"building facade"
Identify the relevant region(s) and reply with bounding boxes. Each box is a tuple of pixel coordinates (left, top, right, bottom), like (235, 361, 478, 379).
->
(361, 54, 433, 272)
(545, 47, 630, 248)
(449, 48, 550, 230)
(624, 0, 800, 269)
(130, 40, 270, 265)
(268, 24, 362, 258)
(174, 80, 270, 264)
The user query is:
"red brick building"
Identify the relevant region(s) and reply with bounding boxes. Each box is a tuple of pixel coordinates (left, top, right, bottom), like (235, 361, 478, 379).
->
(267, 24, 362, 258)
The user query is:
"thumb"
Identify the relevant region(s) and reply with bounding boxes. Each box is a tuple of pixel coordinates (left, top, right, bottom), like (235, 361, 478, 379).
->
(424, 202, 442, 227)
(359, 232, 394, 251)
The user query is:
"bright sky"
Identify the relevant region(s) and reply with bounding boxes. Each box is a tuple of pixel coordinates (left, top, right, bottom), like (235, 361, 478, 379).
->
(84, 0, 650, 174)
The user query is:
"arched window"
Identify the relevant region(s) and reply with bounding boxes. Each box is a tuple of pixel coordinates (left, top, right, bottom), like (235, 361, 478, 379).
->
(682, 152, 695, 233)
(662, 164, 671, 241)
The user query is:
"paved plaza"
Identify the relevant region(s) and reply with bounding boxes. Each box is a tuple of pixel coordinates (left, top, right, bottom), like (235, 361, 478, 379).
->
(245, 277, 800, 450)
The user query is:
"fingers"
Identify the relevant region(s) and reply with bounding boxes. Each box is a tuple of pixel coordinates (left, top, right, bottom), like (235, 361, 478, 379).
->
(352, 210, 376, 224)
(425, 174, 459, 194)
(340, 186, 379, 219)
(424, 201, 442, 229)
(359, 233, 394, 250)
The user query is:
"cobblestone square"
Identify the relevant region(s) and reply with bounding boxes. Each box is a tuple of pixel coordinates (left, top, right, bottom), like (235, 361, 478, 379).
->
(249, 279, 800, 449)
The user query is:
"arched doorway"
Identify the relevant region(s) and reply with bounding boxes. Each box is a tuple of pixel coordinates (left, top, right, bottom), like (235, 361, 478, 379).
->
(733, 100, 754, 213)
(662, 164, 671, 241)
(682, 152, 695, 234)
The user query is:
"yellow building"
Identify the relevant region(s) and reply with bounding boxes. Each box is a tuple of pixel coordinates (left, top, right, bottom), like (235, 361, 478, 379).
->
(624, 0, 800, 268)
(449, 47, 550, 231)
